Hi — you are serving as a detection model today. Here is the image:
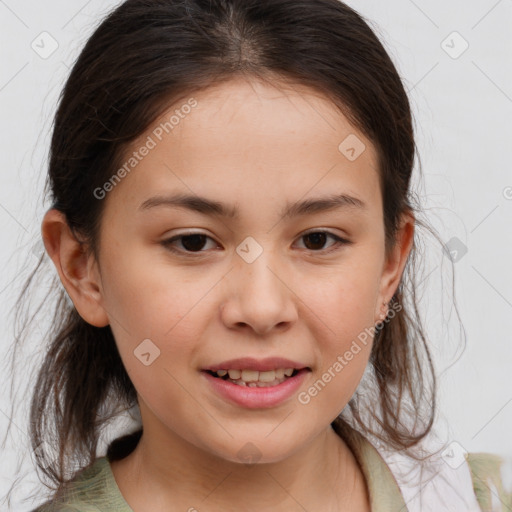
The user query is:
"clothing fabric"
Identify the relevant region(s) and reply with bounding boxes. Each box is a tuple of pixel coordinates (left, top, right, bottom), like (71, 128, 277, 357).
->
(32, 426, 511, 511)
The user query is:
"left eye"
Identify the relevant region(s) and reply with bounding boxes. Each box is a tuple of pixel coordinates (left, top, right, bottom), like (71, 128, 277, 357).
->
(296, 230, 350, 252)
(161, 230, 350, 255)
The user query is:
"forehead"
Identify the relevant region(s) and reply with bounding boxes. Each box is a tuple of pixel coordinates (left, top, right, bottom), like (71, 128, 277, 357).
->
(105, 76, 381, 219)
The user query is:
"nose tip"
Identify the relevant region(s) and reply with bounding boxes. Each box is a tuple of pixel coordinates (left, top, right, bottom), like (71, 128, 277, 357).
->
(219, 259, 298, 335)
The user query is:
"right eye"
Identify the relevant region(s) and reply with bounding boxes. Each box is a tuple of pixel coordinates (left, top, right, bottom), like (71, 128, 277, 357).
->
(161, 232, 219, 256)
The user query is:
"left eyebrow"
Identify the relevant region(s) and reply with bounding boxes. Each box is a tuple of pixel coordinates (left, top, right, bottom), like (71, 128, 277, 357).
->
(138, 192, 367, 219)
(280, 192, 367, 219)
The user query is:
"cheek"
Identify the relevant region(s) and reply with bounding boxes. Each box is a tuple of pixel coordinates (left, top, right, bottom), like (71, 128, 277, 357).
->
(99, 251, 218, 400)
(297, 265, 378, 402)
(300, 303, 374, 418)
(101, 244, 216, 337)
(303, 263, 380, 338)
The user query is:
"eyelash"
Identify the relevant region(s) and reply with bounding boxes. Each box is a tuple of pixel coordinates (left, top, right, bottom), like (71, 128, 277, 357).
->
(160, 230, 352, 257)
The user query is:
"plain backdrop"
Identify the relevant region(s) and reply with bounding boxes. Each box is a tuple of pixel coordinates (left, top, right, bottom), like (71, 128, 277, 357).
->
(0, 0, 511, 510)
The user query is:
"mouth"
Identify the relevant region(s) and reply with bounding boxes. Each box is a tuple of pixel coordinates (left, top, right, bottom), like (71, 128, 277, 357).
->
(203, 368, 307, 388)
(201, 367, 311, 408)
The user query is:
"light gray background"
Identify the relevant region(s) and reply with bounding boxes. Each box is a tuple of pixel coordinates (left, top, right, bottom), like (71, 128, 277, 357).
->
(1, 0, 511, 510)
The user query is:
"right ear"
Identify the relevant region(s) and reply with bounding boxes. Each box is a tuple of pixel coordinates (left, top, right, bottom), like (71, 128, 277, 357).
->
(41, 208, 110, 328)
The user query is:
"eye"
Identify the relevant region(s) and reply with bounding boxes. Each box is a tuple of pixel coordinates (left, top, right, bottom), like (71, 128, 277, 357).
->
(295, 230, 351, 253)
(161, 229, 351, 257)
(161, 232, 218, 255)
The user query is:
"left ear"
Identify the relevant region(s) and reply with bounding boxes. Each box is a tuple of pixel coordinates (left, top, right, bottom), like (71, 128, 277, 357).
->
(375, 210, 415, 321)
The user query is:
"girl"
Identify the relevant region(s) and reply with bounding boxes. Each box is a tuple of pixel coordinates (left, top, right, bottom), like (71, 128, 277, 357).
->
(10, 0, 510, 510)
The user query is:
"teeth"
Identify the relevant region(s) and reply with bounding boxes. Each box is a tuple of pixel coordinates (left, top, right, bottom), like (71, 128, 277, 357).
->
(258, 370, 277, 382)
(227, 369, 241, 380)
(241, 369, 259, 382)
(275, 369, 285, 379)
(216, 368, 297, 384)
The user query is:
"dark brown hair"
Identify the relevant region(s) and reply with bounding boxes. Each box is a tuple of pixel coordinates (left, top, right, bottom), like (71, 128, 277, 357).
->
(6, 0, 463, 503)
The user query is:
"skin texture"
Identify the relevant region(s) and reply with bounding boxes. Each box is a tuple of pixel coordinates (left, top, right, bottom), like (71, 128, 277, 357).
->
(42, 76, 414, 511)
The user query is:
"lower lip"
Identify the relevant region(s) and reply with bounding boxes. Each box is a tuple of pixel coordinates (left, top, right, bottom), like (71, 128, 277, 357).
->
(201, 369, 310, 409)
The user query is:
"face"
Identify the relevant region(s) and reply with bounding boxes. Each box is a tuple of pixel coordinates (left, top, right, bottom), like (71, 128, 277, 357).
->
(46, 76, 412, 465)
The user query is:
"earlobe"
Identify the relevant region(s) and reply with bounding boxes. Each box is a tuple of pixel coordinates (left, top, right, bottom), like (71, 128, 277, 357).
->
(41, 208, 110, 328)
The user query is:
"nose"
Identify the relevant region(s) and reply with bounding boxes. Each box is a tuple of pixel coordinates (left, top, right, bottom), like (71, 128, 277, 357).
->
(219, 246, 298, 336)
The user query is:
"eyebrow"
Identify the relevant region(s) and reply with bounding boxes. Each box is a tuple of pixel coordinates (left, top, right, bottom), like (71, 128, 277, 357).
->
(138, 192, 367, 219)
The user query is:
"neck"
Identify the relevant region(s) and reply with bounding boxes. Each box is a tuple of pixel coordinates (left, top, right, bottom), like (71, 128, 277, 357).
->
(110, 411, 369, 511)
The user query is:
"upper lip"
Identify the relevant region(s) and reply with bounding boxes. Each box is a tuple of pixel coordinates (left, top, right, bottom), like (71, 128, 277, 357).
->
(202, 357, 311, 373)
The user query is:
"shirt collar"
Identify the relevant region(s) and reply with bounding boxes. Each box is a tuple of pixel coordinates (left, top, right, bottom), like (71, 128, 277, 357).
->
(338, 423, 408, 511)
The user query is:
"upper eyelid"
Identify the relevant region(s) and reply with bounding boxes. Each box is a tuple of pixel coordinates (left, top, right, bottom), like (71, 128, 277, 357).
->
(165, 228, 346, 241)
(163, 229, 349, 251)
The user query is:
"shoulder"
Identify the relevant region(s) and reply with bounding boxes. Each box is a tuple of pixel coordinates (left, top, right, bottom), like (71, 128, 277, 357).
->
(337, 422, 512, 511)
(30, 457, 116, 512)
(30, 500, 102, 512)
(368, 439, 510, 511)
(466, 451, 512, 511)
(31, 503, 96, 512)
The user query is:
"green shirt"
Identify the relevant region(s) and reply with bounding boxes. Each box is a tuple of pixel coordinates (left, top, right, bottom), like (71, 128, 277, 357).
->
(32, 427, 512, 511)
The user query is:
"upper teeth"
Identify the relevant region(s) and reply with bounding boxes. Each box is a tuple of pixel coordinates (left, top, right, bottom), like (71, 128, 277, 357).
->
(216, 368, 295, 382)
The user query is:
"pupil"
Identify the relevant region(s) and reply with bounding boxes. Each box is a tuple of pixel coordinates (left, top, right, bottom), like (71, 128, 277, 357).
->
(304, 232, 326, 250)
(182, 234, 207, 252)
